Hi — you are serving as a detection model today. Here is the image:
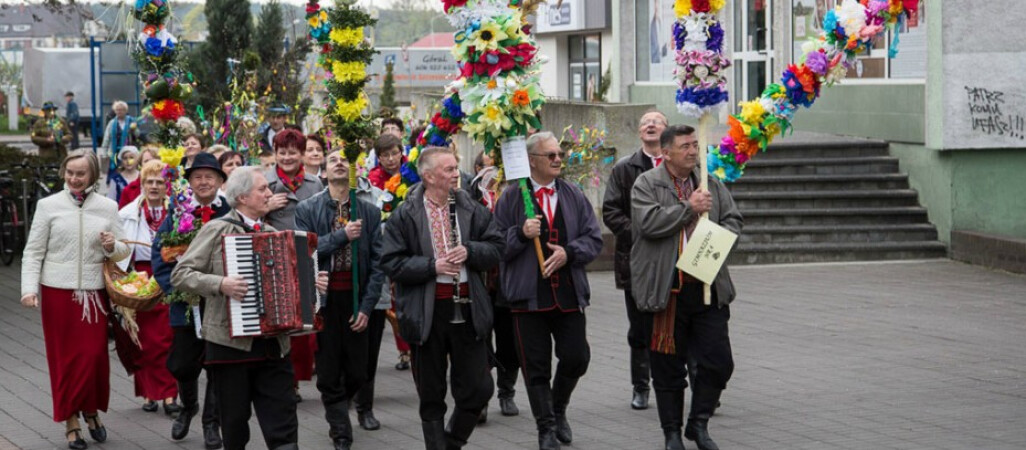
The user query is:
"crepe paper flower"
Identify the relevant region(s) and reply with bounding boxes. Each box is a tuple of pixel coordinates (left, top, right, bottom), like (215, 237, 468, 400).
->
(707, 22, 724, 51)
(674, 0, 692, 16)
(142, 24, 159, 37)
(330, 27, 364, 47)
(470, 20, 509, 52)
(384, 174, 401, 192)
(396, 184, 409, 199)
(804, 49, 829, 76)
(331, 61, 367, 84)
(144, 37, 168, 57)
(400, 164, 421, 184)
(177, 213, 194, 234)
(443, 0, 469, 13)
(152, 99, 185, 122)
(511, 89, 531, 107)
(159, 146, 185, 168)
(335, 97, 368, 122)
(738, 100, 767, 125)
(836, 0, 867, 36)
(691, 0, 711, 13)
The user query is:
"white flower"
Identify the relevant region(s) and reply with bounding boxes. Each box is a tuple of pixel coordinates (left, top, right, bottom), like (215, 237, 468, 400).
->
(836, 0, 867, 38)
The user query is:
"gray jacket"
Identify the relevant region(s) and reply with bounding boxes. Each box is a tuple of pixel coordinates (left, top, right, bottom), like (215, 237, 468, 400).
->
(493, 179, 604, 310)
(380, 185, 504, 345)
(263, 169, 323, 231)
(630, 166, 743, 311)
(170, 210, 291, 355)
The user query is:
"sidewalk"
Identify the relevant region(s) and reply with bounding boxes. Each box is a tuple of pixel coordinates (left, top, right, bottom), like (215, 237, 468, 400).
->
(1, 259, 1024, 449)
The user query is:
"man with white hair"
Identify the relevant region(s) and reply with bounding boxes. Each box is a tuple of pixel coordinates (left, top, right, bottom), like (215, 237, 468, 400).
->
(381, 147, 503, 450)
(493, 131, 604, 450)
(171, 166, 300, 450)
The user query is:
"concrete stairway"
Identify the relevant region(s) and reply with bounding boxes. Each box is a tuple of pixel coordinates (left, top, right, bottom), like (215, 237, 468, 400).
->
(726, 140, 947, 264)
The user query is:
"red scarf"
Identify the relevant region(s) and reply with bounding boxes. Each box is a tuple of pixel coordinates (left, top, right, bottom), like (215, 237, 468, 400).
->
(143, 203, 166, 233)
(277, 165, 306, 193)
(70, 190, 88, 206)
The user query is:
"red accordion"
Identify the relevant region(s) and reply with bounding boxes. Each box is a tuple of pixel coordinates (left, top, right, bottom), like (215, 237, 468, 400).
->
(222, 230, 321, 337)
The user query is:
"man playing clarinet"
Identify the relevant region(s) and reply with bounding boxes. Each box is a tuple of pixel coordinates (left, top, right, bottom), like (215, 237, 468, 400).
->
(493, 131, 604, 450)
(631, 125, 743, 450)
(381, 147, 503, 450)
(295, 151, 385, 450)
(171, 166, 299, 450)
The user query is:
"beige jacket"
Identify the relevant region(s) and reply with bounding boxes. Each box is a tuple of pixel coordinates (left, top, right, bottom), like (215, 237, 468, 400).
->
(170, 210, 290, 355)
(21, 189, 130, 297)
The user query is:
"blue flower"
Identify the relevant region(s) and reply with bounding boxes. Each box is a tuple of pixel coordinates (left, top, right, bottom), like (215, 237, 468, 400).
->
(442, 96, 464, 120)
(672, 21, 687, 50)
(400, 163, 420, 184)
(706, 22, 724, 52)
(144, 37, 166, 57)
(823, 10, 838, 33)
(428, 133, 448, 147)
(677, 86, 729, 108)
(135, 0, 150, 9)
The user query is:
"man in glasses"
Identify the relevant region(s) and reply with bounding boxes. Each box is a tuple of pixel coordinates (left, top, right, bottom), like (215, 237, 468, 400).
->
(631, 125, 743, 450)
(494, 131, 603, 450)
(601, 110, 668, 411)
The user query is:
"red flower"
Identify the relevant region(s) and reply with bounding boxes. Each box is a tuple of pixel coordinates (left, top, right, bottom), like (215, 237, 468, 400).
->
(790, 64, 820, 96)
(152, 99, 185, 122)
(692, 0, 711, 12)
(442, 0, 468, 13)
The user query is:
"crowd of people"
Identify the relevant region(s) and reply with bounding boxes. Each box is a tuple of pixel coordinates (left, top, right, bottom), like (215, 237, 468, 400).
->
(20, 106, 743, 450)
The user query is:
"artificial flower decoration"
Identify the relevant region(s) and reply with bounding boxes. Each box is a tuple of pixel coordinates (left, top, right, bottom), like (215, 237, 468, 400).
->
(673, 4, 731, 117)
(329, 27, 363, 47)
(707, 0, 918, 182)
(159, 146, 185, 168)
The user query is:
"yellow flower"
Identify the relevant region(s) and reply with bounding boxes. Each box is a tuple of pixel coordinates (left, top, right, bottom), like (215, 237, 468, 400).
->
(471, 20, 508, 52)
(396, 184, 408, 199)
(329, 27, 364, 47)
(335, 97, 368, 122)
(408, 147, 420, 163)
(674, 0, 692, 17)
(468, 103, 512, 137)
(709, 0, 726, 12)
(739, 100, 766, 124)
(308, 16, 320, 28)
(159, 146, 185, 168)
(331, 61, 367, 84)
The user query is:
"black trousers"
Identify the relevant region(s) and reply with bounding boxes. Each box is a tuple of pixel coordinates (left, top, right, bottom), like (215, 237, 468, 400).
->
(355, 308, 387, 413)
(650, 284, 734, 429)
(512, 309, 590, 387)
(207, 357, 298, 450)
(491, 305, 521, 398)
(316, 290, 369, 407)
(624, 290, 651, 351)
(167, 326, 218, 425)
(410, 298, 493, 422)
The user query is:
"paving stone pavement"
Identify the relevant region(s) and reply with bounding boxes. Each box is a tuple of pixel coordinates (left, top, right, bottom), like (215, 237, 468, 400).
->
(1, 259, 1025, 449)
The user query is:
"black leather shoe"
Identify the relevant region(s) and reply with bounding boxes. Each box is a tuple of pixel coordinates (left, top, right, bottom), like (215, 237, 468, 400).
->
(164, 400, 182, 417)
(142, 400, 158, 412)
(171, 405, 197, 441)
(358, 411, 381, 431)
(538, 428, 561, 450)
(66, 428, 87, 450)
(395, 352, 411, 371)
(203, 422, 223, 450)
(554, 414, 572, 444)
(664, 429, 686, 450)
(684, 419, 719, 450)
(499, 397, 519, 416)
(332, 437, 353, 450)
(83, 415, 106, 443)
(631, 388, 650, 410)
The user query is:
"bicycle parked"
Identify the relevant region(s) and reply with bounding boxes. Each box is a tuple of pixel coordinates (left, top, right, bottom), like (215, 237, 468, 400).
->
(0, 169, 20, 265)
(15, 161, 62, 226)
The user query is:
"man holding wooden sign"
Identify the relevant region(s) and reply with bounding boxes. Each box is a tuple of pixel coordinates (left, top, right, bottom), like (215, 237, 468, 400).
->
(630, 125, 743, 450)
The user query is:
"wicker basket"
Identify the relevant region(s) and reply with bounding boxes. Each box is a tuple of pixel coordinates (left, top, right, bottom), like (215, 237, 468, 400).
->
(160, 244, 189, 263)
(103, 240, 162, 311)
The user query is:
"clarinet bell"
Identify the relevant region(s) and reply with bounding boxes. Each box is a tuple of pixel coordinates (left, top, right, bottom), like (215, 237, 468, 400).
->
(450, 301, 466, 324)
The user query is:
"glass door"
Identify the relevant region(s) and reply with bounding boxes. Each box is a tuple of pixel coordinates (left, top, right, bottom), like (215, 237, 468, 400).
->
(733, 0, 773, 108)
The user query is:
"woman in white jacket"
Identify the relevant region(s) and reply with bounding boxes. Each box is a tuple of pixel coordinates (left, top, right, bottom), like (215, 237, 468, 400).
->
(117, 159, 181, 416)
(20, 150, 130, 450)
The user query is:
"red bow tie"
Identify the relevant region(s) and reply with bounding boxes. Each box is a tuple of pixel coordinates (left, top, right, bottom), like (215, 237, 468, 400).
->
(536, 187, 555, 198)
(534, 187, 555, 225)
(194, 206, 214, 223)
(653, 157, 664, 167)
(252, 222, 262, 232)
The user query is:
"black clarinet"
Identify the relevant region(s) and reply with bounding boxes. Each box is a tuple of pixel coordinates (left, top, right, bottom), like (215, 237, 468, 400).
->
(449, 188, 467, 324)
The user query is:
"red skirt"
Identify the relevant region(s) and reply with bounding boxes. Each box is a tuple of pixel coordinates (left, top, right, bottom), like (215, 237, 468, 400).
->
(131, 261, 176, 400)
(290, 334, 317, 382)
(40, 285, 110, 422)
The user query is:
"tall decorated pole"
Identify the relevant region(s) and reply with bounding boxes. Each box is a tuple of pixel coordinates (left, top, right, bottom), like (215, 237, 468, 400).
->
(442, 0, 547, 275)
(672, 0, 730, 304)
(309, 0, 378, 320)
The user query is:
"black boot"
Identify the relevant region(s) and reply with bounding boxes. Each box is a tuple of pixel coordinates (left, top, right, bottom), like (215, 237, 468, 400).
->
(663, 429, 686, 450)
(654, 390, 686, 440)
(422, 420, 446, 450)
(551, 375, 578, 445)
(446, 408, 480, 449)
(171, 404, 197, 441)
(355, 382, 380, 430)
(497, 366, 520, 416)
(630, 348, 651, 410)
(325, 400, 353, 450)
(202, 422, 223, 450)
(684, 386, 722, 450)
(526, 385, 560, 450)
